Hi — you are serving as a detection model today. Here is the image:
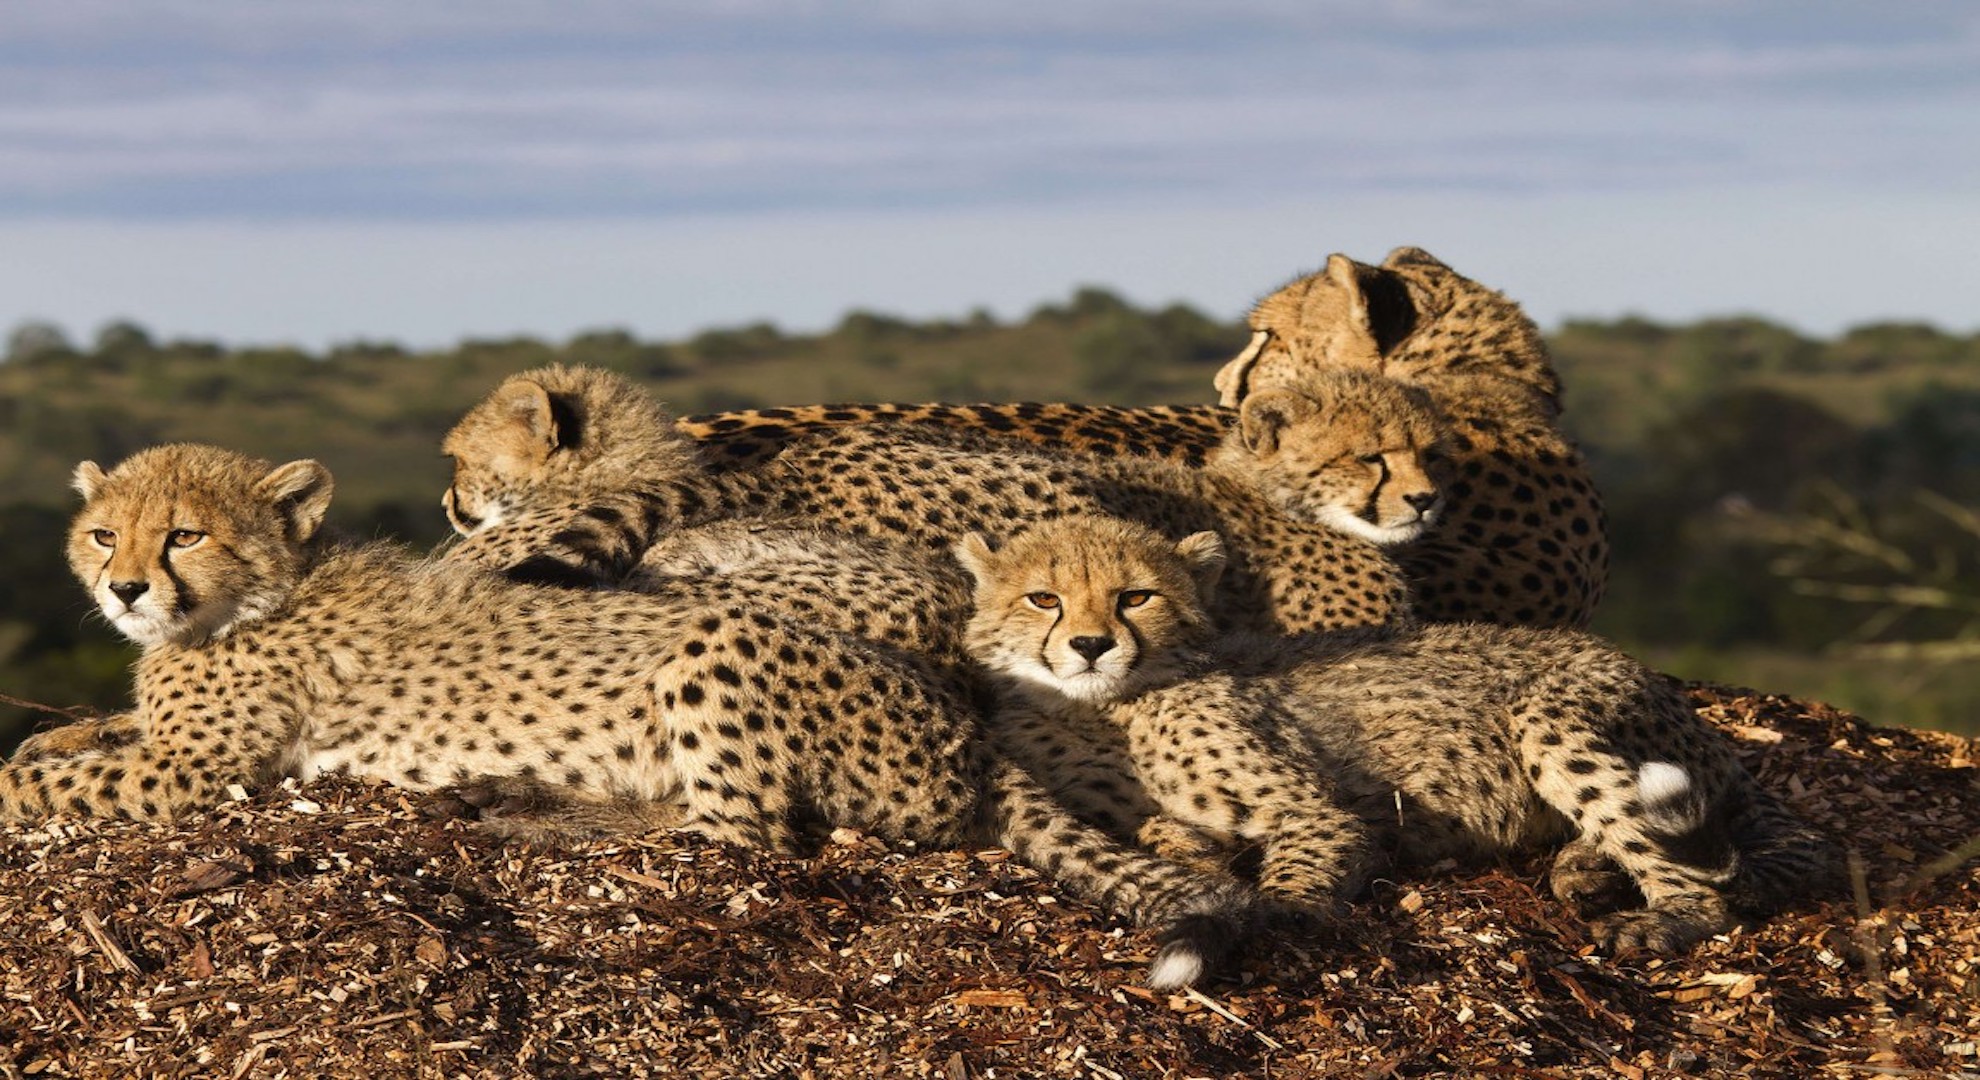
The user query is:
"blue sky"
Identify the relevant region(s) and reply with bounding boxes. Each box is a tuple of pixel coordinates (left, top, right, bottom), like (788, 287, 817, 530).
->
(2, 1, 1976, 349)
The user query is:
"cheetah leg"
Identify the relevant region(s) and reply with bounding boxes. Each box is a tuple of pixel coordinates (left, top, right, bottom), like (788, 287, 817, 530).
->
(429, 774, 688, 843)
(10, 712, 146, 765)
(973, 755, 1259, 991)
(1137, 816, 1250, 875)
(442, 493, 658, 587)
(1516, 719, 1737, 952)
(0, 718, 282, 823)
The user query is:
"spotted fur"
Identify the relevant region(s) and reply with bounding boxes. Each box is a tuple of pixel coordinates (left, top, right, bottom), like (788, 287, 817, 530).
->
(679, 247, 1607, 628)
(3, 445, 1259, 988)
(960, 515, 1840, 953)
(441, 365, 1421, 637)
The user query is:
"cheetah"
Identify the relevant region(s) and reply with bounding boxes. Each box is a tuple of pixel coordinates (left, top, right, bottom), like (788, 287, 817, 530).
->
(957, 514, 1840, 953)
(677, 246, 1606, 629)
(1218, 246, 1607, 628)
(439, 364, 1432, 637)
(0, 444, 1259, 988)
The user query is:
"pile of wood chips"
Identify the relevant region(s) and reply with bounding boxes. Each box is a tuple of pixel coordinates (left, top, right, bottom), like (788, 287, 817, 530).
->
(2, 685, 1975, 1079)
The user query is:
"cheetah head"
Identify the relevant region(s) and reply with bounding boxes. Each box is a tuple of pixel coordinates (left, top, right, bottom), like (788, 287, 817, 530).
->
(1216, 252, 1418, 406)
(441, 364, 699, 536)
(1220, 246, 1561, 414)
(68, 444, 334, 648)
(955, 516, 1225, 706)
(1215, 370, 1448, 546)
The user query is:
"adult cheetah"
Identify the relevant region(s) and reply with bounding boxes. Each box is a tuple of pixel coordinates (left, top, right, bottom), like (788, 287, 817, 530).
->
(677, 247, 1606, 628)
(439, 364, 1431, 637)
(0, 444, 1258, 988)
(957, 514, 1838, 953)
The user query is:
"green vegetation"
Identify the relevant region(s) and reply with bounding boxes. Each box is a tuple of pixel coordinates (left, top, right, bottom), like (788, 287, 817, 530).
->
(4, 295, 1977, 749)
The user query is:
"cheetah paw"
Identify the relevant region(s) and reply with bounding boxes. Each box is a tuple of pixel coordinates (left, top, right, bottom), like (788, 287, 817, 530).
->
(1548, 845, 1641, 916)
(1589, 909, 1716, 954)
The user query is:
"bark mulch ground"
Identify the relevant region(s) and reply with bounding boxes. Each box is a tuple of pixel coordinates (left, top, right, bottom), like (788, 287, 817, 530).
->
(2, 685, 1975, 1079)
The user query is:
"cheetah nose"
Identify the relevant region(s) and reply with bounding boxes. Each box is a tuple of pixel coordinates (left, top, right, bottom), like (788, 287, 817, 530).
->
(108, 580, 149, 605)
(1068, 635, 1116, 662)
(1404, 492, 1442, 514)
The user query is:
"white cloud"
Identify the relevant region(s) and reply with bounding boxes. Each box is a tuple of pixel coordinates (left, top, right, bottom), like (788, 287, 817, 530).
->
(0, 2, 1974, 340)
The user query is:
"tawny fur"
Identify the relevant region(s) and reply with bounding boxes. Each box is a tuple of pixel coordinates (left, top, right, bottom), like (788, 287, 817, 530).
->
(958, 515, 1840, 953)
(440, 365, 1427, 637)
(680, 247, 1607, 628)
(4, 445, 1259, 987)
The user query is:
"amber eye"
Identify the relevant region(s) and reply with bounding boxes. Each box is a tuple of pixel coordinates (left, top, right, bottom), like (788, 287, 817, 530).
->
(1025, 592, 1061, 610)
(1119, 590, 1155, 609)
(167, 530, 206, 549)
(90, 529, 117, 548)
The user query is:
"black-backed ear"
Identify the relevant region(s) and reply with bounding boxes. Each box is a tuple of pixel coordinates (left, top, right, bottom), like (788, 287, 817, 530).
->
(495, 378, 587, 460)
(1236, 389, 1318, 456)
(952, 532, 998, 585)
(1212, 329, 1272, 408)
(1380, 245, 1448, 272)
(257, 460, 336, 543)
(72, 461, 108, 501)
(1173, 531, 1227, 605)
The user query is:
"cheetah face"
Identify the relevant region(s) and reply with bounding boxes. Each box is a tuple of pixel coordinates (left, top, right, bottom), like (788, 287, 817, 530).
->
(1226, 375, 1447, 546)
(441, 459, 518, 537)
(68, 445, 334, 648)
(956, 516, 1225, 707)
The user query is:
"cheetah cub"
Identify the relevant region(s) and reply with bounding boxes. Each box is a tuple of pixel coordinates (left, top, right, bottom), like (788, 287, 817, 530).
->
(956, 518, 1377, 938)
(2, 445, 1260, 987)
(440, 364, 1437, 636)
(958, 515, 1840, 955)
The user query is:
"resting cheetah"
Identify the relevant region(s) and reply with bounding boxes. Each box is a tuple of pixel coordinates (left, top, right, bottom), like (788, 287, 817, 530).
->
(677, 246, 1606, 628)
(1218, 246, 1606, 628)
(440, 364, 1430, 637)
(0, 444, 1258, 987)
(958, 515, 1840, 953)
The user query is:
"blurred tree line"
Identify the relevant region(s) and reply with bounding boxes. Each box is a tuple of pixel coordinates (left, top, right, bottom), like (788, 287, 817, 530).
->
(3, 298, 1978, 749)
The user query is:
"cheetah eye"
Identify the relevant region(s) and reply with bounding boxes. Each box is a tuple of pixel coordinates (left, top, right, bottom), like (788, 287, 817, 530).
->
(167, 530, 206, 549)
(1118, 590, 1155, 609)
(1360, 452, 1385, 465)
(90, 528, 117, 548)
(1025, 592, 1061, 610)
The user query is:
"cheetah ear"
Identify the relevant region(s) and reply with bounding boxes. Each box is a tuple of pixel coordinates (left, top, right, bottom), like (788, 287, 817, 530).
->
(1174, 531, 1227, 604)
(256, 459, 336, 543)
(494, 380, 563, 462)
(952, 532, 998, 585)
(1380, 245, 1448, 272)
(1325, 252, 1374, 337)
(72, 461, 108, 501)
(1212, 329, 1272, 408)
(1236, 389, 1318, 457)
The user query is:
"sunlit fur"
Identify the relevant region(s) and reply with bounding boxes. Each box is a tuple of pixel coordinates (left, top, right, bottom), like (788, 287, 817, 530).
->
(1223, 370, 1446, 545)
(956, 517, 1224, 705)
(441, 363, 701, 536)
(67, 444, 333, 647)
(962, 514, 1842, 955)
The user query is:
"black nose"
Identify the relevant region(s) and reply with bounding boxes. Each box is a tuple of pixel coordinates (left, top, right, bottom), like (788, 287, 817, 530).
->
(1404, 492, 1441, 512)
(1068, 635, 1116, 662)
(108, 581, 149, 605)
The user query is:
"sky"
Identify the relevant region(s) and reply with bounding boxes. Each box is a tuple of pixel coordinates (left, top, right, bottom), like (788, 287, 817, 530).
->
(2, 1, 1977, 351)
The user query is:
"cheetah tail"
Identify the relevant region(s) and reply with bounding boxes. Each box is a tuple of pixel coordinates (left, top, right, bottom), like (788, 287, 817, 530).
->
(974, 757, 1256, 989)
(1723, 785, 1847, 915)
